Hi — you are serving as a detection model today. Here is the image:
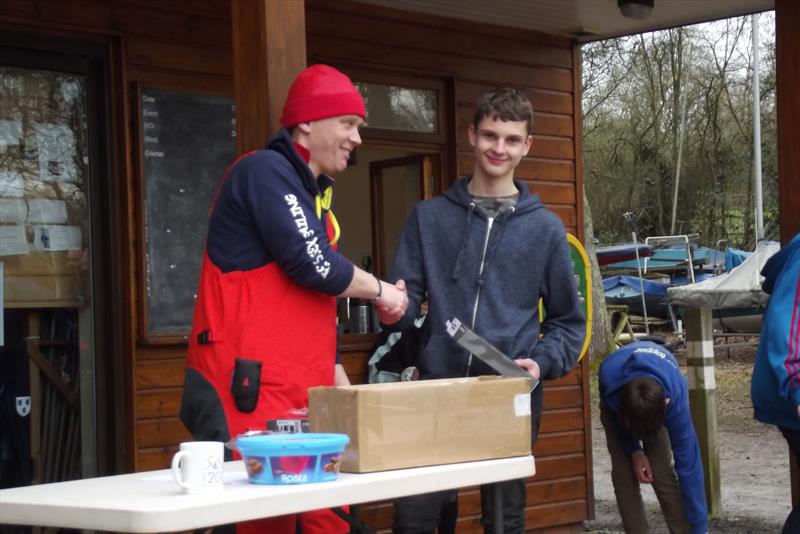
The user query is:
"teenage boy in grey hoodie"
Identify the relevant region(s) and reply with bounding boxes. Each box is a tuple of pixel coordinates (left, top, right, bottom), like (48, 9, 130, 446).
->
(378, 88, 586, 534)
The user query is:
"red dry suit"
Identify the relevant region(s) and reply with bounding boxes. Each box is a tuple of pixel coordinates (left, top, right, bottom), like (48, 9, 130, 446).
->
(181, 130, 354, 534)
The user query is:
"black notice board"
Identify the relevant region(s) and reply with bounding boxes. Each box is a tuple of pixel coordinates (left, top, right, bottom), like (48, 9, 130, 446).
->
(139, 87, 236, 340)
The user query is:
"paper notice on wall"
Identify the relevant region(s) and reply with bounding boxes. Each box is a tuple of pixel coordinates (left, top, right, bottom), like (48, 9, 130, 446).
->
(33, 123, 78, 182)
(0, 198, 27, 223)
(26, 198, 68, 224)
(0, 171, 24, 197)
(0, 225, 29, 256)
(32, 224, 82, 251)
(0, 120, 22, 153)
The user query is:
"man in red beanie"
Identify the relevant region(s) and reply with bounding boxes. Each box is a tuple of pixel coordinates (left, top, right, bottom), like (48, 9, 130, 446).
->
(181, 64, 408, 534)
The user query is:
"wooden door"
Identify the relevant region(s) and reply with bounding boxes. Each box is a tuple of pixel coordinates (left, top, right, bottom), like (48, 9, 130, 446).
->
(369, 154, 440, 279)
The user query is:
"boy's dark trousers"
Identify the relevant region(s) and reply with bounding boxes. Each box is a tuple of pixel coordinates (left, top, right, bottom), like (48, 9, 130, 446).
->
(392, 384, 542, 534)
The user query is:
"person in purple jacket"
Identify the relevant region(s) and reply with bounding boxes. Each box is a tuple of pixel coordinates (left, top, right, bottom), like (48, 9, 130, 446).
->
(751, 233, 800, 534)
(599, 340, 708, 534)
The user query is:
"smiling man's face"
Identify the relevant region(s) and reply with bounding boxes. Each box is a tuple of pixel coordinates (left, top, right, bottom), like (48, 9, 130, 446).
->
(304, 114, 364, 177)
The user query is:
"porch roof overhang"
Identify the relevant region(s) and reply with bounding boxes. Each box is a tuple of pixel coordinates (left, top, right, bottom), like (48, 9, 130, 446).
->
(351, 0, 774, 42)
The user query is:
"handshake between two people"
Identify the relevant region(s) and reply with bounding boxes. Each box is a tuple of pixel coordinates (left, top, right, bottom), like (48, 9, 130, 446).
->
(339, 267, 409, 326)
(374, 278, 408, 325)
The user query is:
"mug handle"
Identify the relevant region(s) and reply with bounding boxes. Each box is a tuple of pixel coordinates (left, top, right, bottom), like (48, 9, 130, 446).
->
(171, 450, 191, 490)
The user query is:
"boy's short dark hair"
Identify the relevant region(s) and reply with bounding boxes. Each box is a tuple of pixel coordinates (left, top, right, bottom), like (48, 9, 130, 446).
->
(618, 376, 666, 440)
(472, 88, 534, 135)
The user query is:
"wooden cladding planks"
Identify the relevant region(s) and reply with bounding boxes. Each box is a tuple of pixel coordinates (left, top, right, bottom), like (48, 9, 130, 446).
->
(458, 82, 574, 115)
(137, 388, 182, 418)
(125, 37, 232, 76)
(456, 105, 574, 138)
(2, 0, 112, 28)
(111, 4, 231, 47)
(306, 6, 572, 70)
(534, 430, 586, 456)
(309, 35, 573, 93)
(137, 417, 192, 448)
(136, 359, 186, 389)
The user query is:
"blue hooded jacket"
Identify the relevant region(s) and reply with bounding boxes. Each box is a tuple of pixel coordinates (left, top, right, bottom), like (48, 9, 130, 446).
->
(751, 233, 800, 430)
(599, 341, 708, 534)
(386, 176, 584, 381)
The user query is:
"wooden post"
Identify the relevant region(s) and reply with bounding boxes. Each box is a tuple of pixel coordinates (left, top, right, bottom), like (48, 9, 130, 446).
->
(230, 0, 307, 155)
(26, 311, 42, 484)
(776, 0, 800, 244)
(684, 308, 721, 518)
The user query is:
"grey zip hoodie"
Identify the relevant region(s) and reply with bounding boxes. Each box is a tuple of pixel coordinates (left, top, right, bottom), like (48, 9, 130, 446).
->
(385, 176, 585, 380)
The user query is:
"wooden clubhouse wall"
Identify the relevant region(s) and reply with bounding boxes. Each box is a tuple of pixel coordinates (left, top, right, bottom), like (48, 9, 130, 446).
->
(1, 0, 592, 531)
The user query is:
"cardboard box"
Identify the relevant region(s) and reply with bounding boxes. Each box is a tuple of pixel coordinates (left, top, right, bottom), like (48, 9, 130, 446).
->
(309, 376, 532, 473)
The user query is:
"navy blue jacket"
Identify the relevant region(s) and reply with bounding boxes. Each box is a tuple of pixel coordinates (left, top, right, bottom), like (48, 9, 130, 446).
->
(206, 129, 353, 294)
(599, 341, 708, 534)
(386, 176, 584, 381)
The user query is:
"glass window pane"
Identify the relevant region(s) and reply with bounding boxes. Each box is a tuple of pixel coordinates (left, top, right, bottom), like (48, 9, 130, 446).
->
(355, 82, 437, 133)
(1, 65, 93, 482)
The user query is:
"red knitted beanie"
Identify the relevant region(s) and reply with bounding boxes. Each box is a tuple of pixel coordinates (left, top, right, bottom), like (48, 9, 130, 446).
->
(280, 64, 366, 128)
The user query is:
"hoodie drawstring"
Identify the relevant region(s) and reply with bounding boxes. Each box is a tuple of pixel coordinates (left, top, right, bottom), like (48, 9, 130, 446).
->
(482, 206, 516, 272)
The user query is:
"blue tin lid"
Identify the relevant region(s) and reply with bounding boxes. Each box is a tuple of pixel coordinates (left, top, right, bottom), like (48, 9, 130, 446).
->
(235, 432, 349, 456)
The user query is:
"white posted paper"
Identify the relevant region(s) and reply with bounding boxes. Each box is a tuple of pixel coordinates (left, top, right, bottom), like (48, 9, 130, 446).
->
(0, 171, 24, 198)
(26, 198, 68, 224)
(0, 198, 27, 223)
(0, 225, 29, 256)
(34, 123, 78, 182)
(32, 225, 82, 251)
(0, 120, 22, 152)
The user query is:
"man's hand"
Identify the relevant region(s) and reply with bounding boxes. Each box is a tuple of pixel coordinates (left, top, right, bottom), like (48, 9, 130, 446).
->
(631, 450, 654, 484)
(513, 358, 541, 381)
(375, 279, 408, 325)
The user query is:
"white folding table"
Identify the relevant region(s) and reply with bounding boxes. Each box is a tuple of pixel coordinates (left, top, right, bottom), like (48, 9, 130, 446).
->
(0, 455, 534, 533)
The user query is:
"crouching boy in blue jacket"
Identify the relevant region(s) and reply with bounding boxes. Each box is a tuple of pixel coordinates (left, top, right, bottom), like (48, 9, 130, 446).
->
(599, 341, 708, 534)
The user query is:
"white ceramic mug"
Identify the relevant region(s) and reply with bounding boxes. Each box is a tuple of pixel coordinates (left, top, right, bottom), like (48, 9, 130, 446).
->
(171, 441, 224, 493)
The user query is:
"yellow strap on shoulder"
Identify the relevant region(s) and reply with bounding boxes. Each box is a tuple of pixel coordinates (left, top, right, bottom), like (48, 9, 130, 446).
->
(315, 188, 340, 247)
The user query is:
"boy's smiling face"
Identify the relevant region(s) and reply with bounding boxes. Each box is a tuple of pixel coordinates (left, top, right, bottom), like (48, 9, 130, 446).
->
(468, 115, 532, 183)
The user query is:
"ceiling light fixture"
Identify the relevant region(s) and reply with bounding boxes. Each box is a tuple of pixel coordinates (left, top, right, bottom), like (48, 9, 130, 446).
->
(618, 0, 654, 20)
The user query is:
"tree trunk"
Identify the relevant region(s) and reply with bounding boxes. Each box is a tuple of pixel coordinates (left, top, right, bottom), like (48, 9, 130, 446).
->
(583, 187, 613, 360)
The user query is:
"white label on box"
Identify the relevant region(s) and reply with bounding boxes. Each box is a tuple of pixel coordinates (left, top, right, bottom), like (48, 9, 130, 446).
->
(514, 393, 531, 416)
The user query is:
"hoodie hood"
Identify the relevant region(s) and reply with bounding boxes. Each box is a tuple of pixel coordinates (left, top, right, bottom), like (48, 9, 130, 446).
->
(265, 129, 335, 199)
(446, 177, 544, 281)
(442, 176, 545, 217)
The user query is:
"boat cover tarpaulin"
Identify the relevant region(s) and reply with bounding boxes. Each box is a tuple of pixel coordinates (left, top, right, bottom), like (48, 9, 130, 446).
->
(603, 275, 670, 318)
(666, 241, 780, 309)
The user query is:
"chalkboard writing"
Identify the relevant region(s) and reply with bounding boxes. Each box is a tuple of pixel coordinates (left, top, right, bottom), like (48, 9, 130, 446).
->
(140, 88, 236, 338)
